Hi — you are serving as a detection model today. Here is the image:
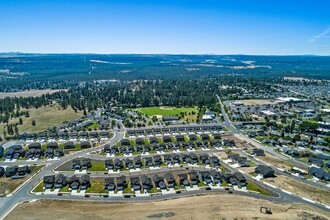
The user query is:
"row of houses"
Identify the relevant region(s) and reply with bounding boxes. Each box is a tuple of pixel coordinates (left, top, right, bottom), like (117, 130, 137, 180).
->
(0, 165, 30, 178)
(19, 131, 112, 141)
(43, 174, 91, 190)
(72, 159, 92, 170)
(127, 125, 223, 136)
(44, 169, 249, 193)
(104, 153, 220, 171)
(105, 139, 231, 156)
(308, 166, 330, 182)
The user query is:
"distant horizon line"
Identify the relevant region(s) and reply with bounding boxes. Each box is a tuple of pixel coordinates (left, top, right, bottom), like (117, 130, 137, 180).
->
(0, 51, 329, 57)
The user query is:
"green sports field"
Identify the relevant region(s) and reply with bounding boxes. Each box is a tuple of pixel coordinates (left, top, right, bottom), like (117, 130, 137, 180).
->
(137, 106, 198, 118)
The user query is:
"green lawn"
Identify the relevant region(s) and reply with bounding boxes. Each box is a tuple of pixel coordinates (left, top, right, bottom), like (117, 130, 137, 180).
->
(87, 121, 98, 130)
(136, 106, 198, 117)
(34, 182, 44, 192)
(88, 162, 106, 171)
(85, 180, 108, 193)
(246, 181, 272, 196)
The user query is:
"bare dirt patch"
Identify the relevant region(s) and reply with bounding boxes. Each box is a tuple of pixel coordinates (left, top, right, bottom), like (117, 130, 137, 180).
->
(238, 99, 275, 106)
(0, 89, 66, 99)
(264, 174, 330, 206)
(256, 152, 307, 171)
(0, 178, 26, 196)
(6, 194, 329, 220)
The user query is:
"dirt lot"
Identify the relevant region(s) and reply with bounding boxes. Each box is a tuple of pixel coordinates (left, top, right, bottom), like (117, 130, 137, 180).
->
(256, 152, 307, 171)
(222, 134, 247, 148)
(238, 99, 275, 106)
(0, 178, 26, 196)
(0, 89, 66, 99)
(6, 194, 329, 220)
(264, 174, 330, 206)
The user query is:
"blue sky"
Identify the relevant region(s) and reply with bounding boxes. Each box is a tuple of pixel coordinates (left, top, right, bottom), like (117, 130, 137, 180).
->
(0, 0, 329, 55)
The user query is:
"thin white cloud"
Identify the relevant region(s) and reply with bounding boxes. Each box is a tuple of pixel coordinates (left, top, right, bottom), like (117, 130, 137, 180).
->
(309, 27, 330, 42)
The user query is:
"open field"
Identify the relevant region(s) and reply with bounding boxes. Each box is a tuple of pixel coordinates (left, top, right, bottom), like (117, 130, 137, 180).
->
(256, 152, 307, 171)
(264, 174, 330, 206)
(237, 99, 275, 106)
(137, 106, 198, 117)
(137, 106, 198, 122)
(6, 194, 330, 220)
(0, 89, 66, 99)
(0, 104, 83, 135)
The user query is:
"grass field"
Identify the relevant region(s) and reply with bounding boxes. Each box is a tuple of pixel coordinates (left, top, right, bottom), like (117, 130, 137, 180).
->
(0, 104, 83, 136)
(85, 180, 108, 194)
(136, 106, 198, 122)
(88, 162, 106, 171)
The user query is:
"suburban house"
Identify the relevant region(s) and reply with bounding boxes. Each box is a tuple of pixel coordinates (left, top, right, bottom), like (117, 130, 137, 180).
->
(125, 158, 134, 169)
(154, 155, 162, 166)
(162, 136, 171, 143)
(228, 154, 250, 167)
(68, 175, 80, 190)
(134, 156, 142, 169)
(55, 148, 64, 157)
(104, 177, 115, 191)
(188, 134, 197, 141)
(46, 142, 58, 149)
(178, 173, 190, 186)
(80, 141, 91, 149)
(252, 149, 265, 156)
(176, 135, 185, 142)
(162, 116, 180, 122)
(130, 177, 141, 191)
(189, 153, 198, 164)
(117, 175, 127, 191)
(233, 172, 247, 186)
(54, 174, 67, 188)
(211, 156, 220, 166)
(210, 170, 222, 184)
(255, 165, 275, 178)
(200, 134, 210, 140)
(309, 166, 324, 178)
(149, 137, 158, 144)
(164, 172, 175, 188)
(5, 166, 18, 177)
(144, 157, 154, 167)
(114, 158, 123, 171)
(105, 159, 114, 170)
(153, 174, 166, 189)
(44, 175, 55, 189)
(121, 139, 130, 146)
(17, 165, 30, 176)
(64, 141, 75, 149)
(72, 159, 81, 170)
(141, 175, 152, 191)
(200, 171, 212, 184)
(80, 175, 91, 190)
(200, 154, 210, 165)
(188, 171, 198, 185)
(213, 133, 221, 140)
(81, 158, 92, 170)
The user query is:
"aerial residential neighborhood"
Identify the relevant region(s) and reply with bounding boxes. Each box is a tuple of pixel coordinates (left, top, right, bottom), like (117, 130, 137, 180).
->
(1, 0, 330, 219)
